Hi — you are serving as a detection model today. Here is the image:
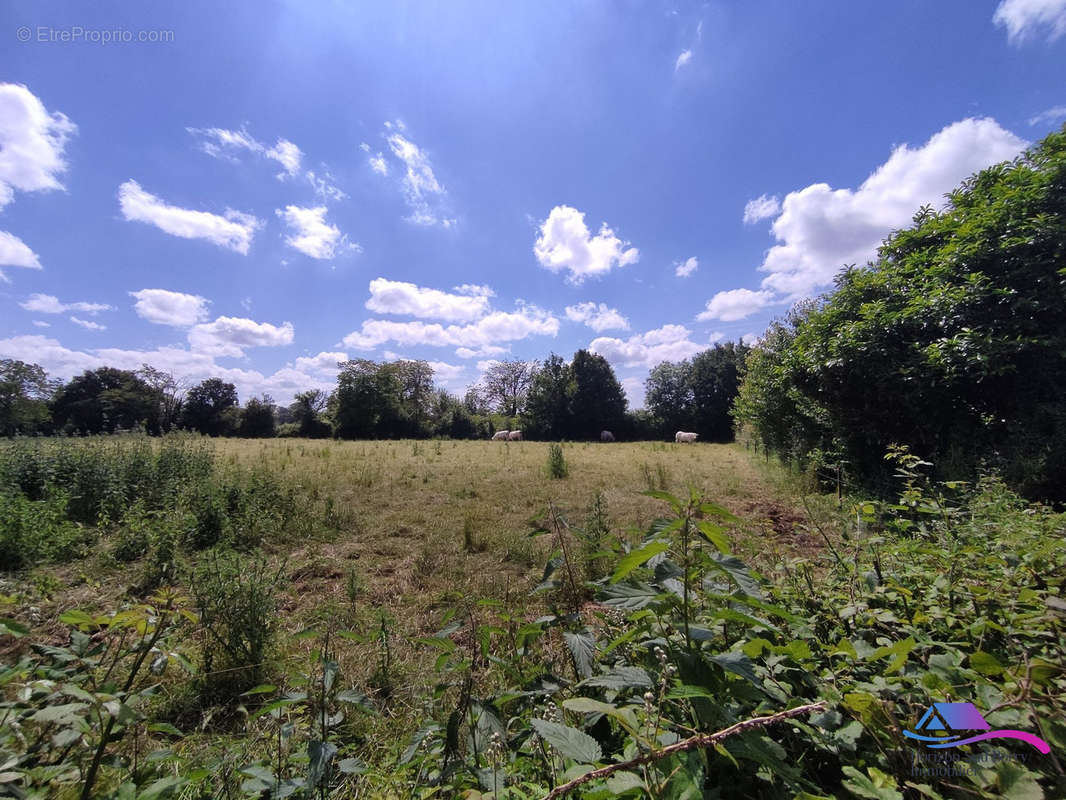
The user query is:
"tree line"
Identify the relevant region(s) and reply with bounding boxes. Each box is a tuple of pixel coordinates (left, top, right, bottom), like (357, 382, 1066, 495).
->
(0, 345, 750, 443)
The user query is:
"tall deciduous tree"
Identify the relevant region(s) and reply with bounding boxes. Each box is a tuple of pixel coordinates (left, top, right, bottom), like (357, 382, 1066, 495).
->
(523, 354, 572, 440)
(332, 360, 406, 439)
(51, 367, 160, 434)
(181, 378, 239, 436)
(0, 359, 54, 436)
(479, 360, 538, 418)
(239, 396, 277, 438)
(567, 350, 627, 439)
(290, 389, 330, 437)
(136, 364, 185, 432)
(645, 343, 749, 441)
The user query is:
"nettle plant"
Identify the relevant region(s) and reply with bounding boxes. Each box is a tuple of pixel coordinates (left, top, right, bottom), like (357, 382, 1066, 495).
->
(0, 589, 197, 799)
(402, 490, 828, 799)
(403, 477, 1066, 799)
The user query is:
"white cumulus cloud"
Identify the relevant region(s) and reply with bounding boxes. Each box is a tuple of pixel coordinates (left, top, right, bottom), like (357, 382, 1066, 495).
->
(706, 117, 1028, 321)
(674, 256, 698, 278)
(564, 302, 630, 332)
(758, 118, 1026, 300)
(454, 344, 508, 359)
(276, 205, 357, 260)
(118, 180, 262, 254)
(534, 205, 639, 284)
(292, 351, 348, 375)
(20, 293, 112, 315)
(589, 324, 705, 368)
(365, 278, 493, 323)
(742, 194, 781, 224)
(675, 49, 693, 71)
(0, 83, 76, 210)
(697, 288, 777, 322)
(342, 306, 558, 351)
(993, 0, 1066, 43)
(129, 289, 210, 327)
(187, 316, 295, 358)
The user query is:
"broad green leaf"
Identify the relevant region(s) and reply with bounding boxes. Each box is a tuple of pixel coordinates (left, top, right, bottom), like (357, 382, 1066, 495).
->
(0, 618, 28, 637)
(563, 629, 597, 679)
(147, 722, 184, 737)
(306, 740, 338, 789)
(598, 582, 662, 610)
(581, 666, 653, 691)
(841, 766, 903, 800)
(969, 650, 1003, 676)
(611, 541, 670, 583)
(696, 521, 730, 553)
(241, 684, 277, 696)
(530, 719, 602, 764)
(710, 652, 759, 685)
(137, 775, 187, 800)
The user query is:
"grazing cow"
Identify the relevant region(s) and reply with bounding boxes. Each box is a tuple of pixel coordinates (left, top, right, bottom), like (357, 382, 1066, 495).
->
(600, 430, 615, 442)
(508, 430, 523, 441)
(492, 430, 510, 441)
(675, 431, 699, 443)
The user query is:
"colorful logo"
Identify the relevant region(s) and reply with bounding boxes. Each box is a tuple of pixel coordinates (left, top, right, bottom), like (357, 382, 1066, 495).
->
(903, 702, 1050, 753)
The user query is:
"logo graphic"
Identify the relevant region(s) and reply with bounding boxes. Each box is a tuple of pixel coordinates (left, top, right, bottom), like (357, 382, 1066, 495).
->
(903, 702, 1049, 753)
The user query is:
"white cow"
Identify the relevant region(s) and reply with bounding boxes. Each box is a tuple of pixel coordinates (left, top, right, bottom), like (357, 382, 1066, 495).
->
(600, 430, 615, 442)
(675, 431, 699, 443)
(508, 430, 523, 441)
(492, 430, 510, 441)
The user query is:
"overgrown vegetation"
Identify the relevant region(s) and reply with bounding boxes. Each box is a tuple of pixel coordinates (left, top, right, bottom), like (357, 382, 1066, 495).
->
(0, 440, 1062, 798)
(0, 436, 328, 575)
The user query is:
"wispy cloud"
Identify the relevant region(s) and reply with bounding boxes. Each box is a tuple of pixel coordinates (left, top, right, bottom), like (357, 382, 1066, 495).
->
(1028, 104, 1066, 126)
(118, 180, 262, 254)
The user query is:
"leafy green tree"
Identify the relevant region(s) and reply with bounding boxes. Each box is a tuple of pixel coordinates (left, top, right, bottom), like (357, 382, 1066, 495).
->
(290, 389, 330, 438)
(687, 343, 750, 442)
(51, 367, 160, 434)
(567, 350, 627, 439)
(645, 343, 749, 441)
(135, 365, 185, 432)
(388, 359, 435, 436)
(0, 360, 54, 436)
(181, 378, 239, 437)
(332, 360, 406, 439)
(645, 361, 693, 436)
(478, 360, 537, 418)
(238, 396, 276, 438)
(523, 354, 572, 439)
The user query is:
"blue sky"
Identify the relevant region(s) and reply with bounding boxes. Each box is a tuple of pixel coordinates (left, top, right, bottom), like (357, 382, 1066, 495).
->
(2, 0, 1065, 407)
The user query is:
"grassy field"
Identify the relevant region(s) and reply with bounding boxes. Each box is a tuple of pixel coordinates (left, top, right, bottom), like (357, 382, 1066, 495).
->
(2, 438, 817, 779)
(6, 437, 1061, 798)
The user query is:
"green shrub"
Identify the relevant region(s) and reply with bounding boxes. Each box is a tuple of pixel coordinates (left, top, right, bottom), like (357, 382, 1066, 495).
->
(191, 550, 283, 702)
(0, 490, 85, 570)
(547, 442, 568, 479)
